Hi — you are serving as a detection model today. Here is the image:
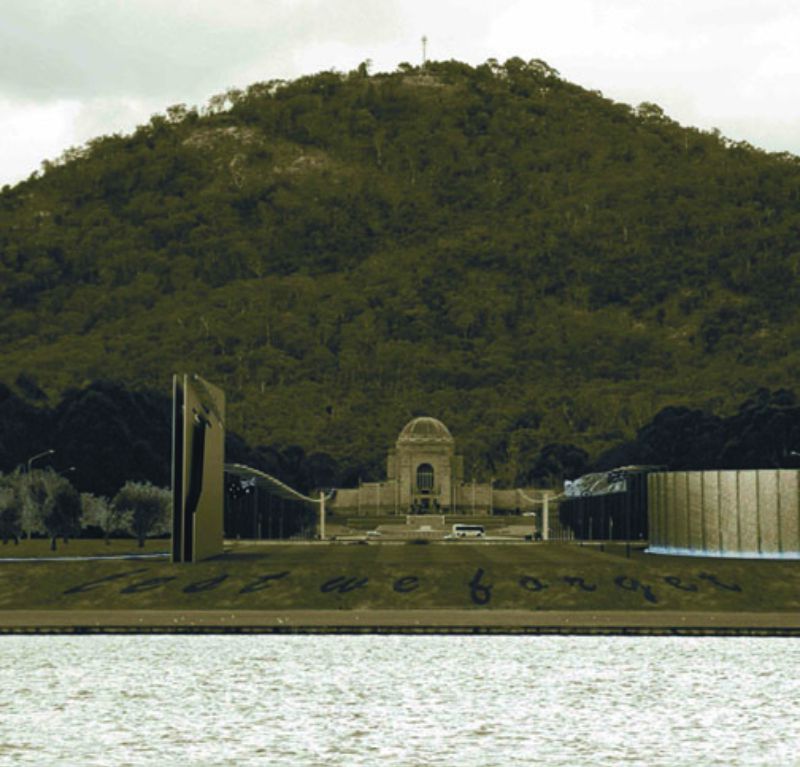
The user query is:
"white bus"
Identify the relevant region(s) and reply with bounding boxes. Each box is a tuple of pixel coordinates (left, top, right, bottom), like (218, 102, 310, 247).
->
(452, 524, 485, 538)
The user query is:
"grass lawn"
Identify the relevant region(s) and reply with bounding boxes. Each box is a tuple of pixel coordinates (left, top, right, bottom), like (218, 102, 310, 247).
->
(0, 539, 169, 558)
(1, 539, 798, 613)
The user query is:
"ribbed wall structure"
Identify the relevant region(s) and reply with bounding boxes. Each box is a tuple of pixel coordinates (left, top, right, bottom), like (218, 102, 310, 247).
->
(648, 470, 800, 559)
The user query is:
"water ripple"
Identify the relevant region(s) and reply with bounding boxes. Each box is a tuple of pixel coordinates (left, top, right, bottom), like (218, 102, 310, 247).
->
(0, 635, 798, 765)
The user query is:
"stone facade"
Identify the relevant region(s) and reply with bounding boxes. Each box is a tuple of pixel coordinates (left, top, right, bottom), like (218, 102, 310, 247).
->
(387, 417, 463, 512)
(331, 416, 548, 515)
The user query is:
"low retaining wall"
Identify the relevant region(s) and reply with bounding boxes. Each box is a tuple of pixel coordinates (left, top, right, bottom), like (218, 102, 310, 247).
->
(648, 470, 800, 559)
(331, 485, 550, 515)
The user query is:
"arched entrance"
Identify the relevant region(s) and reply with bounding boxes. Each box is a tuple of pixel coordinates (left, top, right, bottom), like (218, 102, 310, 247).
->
(416, 463, 435, 492)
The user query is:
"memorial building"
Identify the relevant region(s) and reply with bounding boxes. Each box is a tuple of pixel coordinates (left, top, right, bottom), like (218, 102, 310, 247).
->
(331, 416, 543, 515)
(388, 416, 463, 512)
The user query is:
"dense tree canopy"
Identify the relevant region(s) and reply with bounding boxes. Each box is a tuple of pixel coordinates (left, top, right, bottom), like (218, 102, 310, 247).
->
(2, 58, 800, 482)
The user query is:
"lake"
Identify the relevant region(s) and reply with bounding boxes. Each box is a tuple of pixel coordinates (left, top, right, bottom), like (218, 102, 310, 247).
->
(1, 635, 798, 765)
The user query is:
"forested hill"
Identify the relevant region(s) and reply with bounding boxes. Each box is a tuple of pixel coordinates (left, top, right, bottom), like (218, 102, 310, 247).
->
(2, 57, 800, 485)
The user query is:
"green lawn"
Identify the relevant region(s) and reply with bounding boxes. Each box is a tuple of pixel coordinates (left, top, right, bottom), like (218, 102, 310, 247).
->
(1, 540, 798, 613)
(0, 539, 169, 558)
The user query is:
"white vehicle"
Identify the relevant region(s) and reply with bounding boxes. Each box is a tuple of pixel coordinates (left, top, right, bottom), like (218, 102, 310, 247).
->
(452, 524, 485, 538)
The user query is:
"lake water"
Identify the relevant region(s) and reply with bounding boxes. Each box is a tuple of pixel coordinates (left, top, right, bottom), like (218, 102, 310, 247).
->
(1, 636, 798, 766)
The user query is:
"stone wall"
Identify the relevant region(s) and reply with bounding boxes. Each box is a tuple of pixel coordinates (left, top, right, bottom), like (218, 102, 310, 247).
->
(455, 482, 492, 513)
(492, 488, 549, 511)
(331, 483, 554, 516)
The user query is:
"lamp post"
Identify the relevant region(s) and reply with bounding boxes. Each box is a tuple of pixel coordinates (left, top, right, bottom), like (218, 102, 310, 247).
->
(26, 449, 55, 473)
(19, 449, 53, 540)
(542, 492, 550, 541)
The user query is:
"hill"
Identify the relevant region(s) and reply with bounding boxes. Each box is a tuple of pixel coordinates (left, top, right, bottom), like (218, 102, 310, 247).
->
(2, 57, 800, 484)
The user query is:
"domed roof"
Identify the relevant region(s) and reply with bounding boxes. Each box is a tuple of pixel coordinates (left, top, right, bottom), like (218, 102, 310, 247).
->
(397, 417, 454, 445)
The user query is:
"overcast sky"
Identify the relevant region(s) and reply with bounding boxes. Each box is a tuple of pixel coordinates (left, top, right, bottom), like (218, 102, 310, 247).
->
(2, 0, 799, 188)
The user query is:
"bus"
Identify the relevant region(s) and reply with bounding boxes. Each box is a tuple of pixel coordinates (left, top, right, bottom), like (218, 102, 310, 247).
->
(452, 524, 485, 538)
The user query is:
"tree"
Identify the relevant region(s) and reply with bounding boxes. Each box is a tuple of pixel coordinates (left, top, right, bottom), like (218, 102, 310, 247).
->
(41, 474, 82, 551)
(0, 473, 22, 544)
(720, 389, 800, 469)
(304, 451, 339, 490)
(112, 481, 171, 546)
(524, 443, 589, 487)
(80, 492, 125, 543)
(19, 469, 50, 539)
(634, 406, 724, 469)
(51, 381, 171, 498)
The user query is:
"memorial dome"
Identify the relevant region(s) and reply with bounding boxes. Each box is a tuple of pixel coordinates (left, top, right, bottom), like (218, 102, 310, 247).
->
(396, 417, 454, 445)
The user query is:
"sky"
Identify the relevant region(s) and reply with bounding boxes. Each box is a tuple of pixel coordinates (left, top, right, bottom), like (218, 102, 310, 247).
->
(2, 0, 799, 188)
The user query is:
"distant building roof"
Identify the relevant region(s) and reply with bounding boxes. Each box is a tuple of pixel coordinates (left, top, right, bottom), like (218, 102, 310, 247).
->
(396, 417, 454, 446)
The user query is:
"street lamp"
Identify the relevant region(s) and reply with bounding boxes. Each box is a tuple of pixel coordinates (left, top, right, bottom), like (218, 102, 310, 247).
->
(26, 449, 55, 473)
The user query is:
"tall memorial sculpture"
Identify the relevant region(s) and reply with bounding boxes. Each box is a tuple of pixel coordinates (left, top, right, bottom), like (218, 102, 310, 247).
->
(171, 374, 225, 562)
